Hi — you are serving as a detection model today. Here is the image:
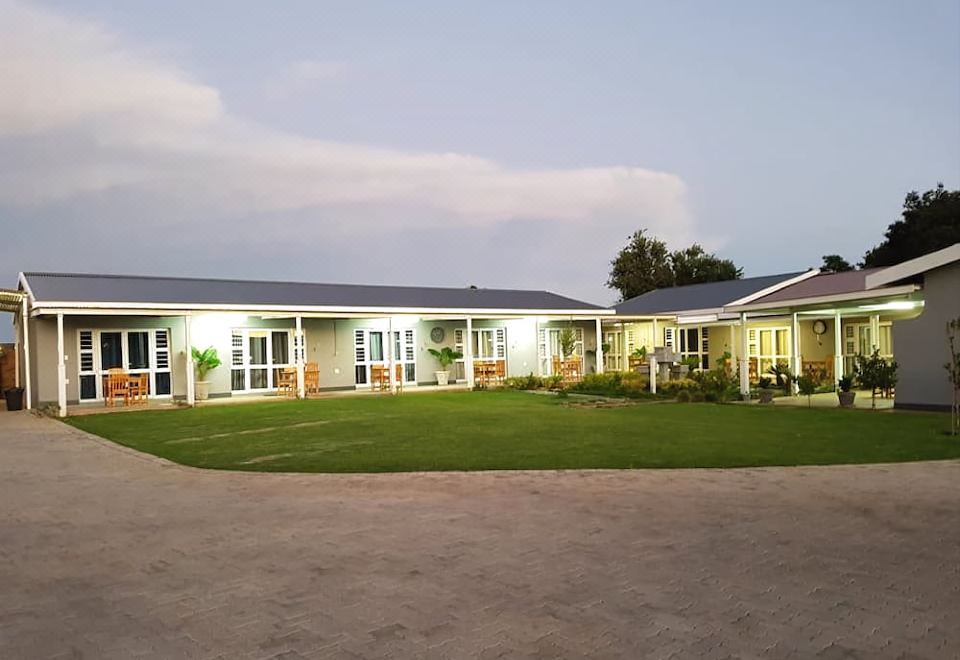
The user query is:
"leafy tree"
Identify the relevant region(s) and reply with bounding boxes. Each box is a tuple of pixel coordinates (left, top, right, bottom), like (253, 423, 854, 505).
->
(820, 254, 854, 273)
(606, 229, 674, 300)
(670, 245, 742, 286)
(607, 230, 741, 301)
(861, 184, 960, 267)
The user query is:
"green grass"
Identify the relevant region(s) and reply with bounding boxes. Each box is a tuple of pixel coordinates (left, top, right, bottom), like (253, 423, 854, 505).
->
(65, 390, 960, 473)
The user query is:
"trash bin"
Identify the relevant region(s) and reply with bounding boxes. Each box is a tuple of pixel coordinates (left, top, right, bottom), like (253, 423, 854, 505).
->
(4, 387, 24, 411)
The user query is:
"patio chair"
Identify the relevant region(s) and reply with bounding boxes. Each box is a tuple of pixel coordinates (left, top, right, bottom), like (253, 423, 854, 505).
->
(127, 373, 149, 406)
(276, 368, 297, 398)
(105, 368, 129, 407)
(304, 362, 321, 396)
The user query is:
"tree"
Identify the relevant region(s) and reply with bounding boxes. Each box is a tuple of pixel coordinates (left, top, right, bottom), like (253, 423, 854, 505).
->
(820, 254, 853, 273)
(861, 184, 960, 268)
(670, 245, 742, 286)
(606, 229, 674, 300)
(607, 230, 742, 301)
(946, 318, 960, 436)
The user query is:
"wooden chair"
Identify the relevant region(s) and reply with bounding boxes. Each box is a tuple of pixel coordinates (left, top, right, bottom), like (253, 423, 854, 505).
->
(394, 363, 405, 393)
(495, 359, 506, 384)
(560, 357, 583, 384)
(370, 365, 389, 392)
(276, 368, 298, 397)
(127, 373, 149, 406)
(304, 362, 321, 396)
(105, 368, 129, 407)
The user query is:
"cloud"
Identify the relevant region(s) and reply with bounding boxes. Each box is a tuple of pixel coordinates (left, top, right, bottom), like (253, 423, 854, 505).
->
(263, 59, 347, 100)
(0, 0, 694, 237)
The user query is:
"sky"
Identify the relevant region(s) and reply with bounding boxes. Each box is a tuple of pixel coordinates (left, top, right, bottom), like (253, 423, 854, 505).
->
(1, 0, 958, 340)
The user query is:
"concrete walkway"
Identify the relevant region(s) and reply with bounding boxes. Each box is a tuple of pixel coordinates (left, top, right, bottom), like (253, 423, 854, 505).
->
(0, 412, 958, 659)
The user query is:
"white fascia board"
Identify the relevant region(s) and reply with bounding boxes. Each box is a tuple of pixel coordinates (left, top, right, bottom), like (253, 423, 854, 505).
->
(726, 269, 821, 307)
(724, 284, 919, 314)
(17, 272, 36, 304)
(865, 243, 960, 289)
(31, 301, 614, 317)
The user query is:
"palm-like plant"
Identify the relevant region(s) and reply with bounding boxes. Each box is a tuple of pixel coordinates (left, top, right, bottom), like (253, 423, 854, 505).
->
(428, 346, 463, 369)
(191, 346, 222, 380)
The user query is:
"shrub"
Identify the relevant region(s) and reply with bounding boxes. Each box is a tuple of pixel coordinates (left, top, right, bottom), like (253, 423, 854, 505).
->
(855, 350, 898, 409)
(504, 373, 544, 390)
(796, 375, 817, 407)
(676, 389, 692, 403)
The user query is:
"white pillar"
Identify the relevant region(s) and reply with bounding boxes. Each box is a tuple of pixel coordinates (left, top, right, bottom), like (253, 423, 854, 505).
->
(728, 324, 737, 367)
(595, 318, 604, 374)
(56, 313, 67, 417)
(388, 317, 396, 393)
(834, 311, 843, 382)
(621, 323, 628, 372)
(465, 317, 475, 388)
(21, 297, 31, 410)
(649, 355, 657, 394)
(870, 314, 880, 353)
(185, 315, 195, 406)
(739, 312, 750, 397)
(295, 315, 305, 399)
(652, 318, 659, 347)
(791, 312, 801, 395)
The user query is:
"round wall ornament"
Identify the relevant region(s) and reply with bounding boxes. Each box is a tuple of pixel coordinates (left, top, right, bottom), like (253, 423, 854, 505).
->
(430, 327, 445, 343)
(812, 320, 828, 336)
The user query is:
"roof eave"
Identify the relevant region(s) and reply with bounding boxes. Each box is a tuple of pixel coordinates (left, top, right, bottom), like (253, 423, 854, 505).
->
(29, 300, 614, 317)
(723, 284, 920, 314)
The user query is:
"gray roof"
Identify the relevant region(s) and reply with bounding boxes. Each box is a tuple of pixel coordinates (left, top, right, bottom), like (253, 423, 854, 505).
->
(750, 268, 882, 304)
(21, 272, 605, 312)
(614, 272, 806, 315)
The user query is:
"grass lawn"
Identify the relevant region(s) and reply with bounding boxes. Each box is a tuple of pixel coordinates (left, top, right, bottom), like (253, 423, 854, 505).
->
(66, 390, 960, 473)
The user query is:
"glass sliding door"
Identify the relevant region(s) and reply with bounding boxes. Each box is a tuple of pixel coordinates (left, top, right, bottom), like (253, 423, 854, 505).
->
(354, 328, 417, 386)
(231, 328, 294, 392)
(79, 328, 172, 401)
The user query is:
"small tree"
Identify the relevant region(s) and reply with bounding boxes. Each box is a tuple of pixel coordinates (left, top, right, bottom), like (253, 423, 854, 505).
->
(946, 318, 960, 436)
(796, 375, 817, 407)
(854, 349, 895, 410)
(559, 327, 577, 359)
(191, 346, 222, 381)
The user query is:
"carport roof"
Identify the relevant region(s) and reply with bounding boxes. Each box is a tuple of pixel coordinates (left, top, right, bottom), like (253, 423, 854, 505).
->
(19, 272, 608, 313)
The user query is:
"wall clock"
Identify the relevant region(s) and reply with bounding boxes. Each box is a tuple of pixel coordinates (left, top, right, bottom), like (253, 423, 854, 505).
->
(430, 327, 445, 344)
(812, 320, 827, 335)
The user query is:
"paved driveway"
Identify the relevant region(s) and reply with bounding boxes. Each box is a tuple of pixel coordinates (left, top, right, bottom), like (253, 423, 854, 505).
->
(1, 412, 958, 659)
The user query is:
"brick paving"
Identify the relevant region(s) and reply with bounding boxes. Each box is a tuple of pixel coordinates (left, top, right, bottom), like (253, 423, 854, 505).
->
(0, 411, 958, 659)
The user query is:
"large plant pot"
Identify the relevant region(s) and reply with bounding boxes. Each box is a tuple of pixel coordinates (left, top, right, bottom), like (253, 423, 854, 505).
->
(435, 371, 450, 386)
(758, 389, 775, 404)
(195, 381, 210, 401)
(4, 387, 24, 411)
(838, 391, 856, 408)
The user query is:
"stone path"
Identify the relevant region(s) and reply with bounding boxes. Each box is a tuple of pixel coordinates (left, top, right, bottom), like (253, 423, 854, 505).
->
(0, 411, 958, 659)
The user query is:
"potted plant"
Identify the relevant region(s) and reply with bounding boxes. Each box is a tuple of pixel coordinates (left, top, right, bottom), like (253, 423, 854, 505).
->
(767, 361, 793, 393)
(191, 346, 221, 401)
(758, 377, 775, 404)
(427, 346, 462, 386)
(837, 375, 855, 408)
